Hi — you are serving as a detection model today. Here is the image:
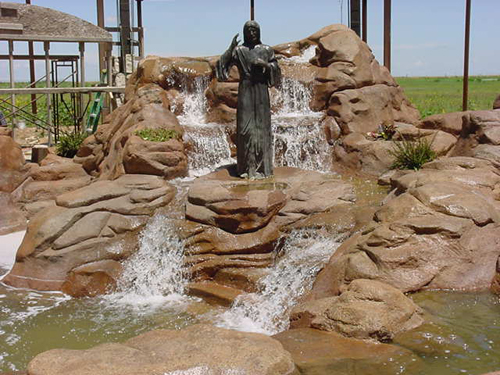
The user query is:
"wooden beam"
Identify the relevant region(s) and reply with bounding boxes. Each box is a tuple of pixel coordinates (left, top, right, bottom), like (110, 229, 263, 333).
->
(462, 0, 471, 111)
(251, 0, 254, 20)
(0, 54, 78, 60)
(137, 0, 144, 58)
(0, 87, 126, 95)
(44, 41, 52, 146)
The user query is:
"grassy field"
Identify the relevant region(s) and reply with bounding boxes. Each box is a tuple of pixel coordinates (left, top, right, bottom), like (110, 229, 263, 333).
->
(396, 75, 500, 118)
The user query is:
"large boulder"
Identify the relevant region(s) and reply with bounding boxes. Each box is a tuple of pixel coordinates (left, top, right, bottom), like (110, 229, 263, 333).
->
(290, 279, 424, 342)
(27, 325, 298, 375)
(74, 84, 188, 180)
(274, 328, 421, 375)
(3, 174, 175, 293)
(308, 156, 500, 299)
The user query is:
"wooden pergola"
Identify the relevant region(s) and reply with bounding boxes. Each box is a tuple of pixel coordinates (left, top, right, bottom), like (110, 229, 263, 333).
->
(0, 2, 124, 143)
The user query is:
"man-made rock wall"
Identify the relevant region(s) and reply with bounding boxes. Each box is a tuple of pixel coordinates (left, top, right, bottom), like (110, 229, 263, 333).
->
(75, 84, 188, 180)
(3, 175, 175, 294)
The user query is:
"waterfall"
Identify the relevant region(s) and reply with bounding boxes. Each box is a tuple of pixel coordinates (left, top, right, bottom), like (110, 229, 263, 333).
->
(272, 78, 332, 172)
(107, 215, 188, 307)
(216, 229, 342, 335)
(176, 76, 234, 176)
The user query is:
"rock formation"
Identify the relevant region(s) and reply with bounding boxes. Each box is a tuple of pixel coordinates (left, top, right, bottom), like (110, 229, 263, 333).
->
(27, 325, 298, 375)
(3, 174, 175, 294)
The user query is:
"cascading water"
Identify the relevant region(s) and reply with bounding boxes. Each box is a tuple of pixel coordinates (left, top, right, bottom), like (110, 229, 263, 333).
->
(272, 77, 332, 172)
(106, 214, 188, 307)
(216, 229, 342, 335)
(176, 76, 234, 177)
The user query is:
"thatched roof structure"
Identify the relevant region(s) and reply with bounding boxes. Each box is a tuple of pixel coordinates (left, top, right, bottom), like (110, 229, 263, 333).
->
(0, 2, 111, 42)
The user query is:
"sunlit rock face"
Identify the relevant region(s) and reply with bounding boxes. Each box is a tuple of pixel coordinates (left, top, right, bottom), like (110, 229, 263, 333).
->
(3, 175, 175, 294)
(75, 83, 188, 181)
(309, 156, 500, 299)
(27, 324, 298, 375)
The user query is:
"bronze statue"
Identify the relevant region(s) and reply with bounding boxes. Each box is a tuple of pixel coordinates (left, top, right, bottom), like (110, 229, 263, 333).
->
(216, 20, 280, 179)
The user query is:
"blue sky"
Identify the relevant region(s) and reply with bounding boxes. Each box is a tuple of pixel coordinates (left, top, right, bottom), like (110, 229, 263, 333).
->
(1, 0, 499, 81)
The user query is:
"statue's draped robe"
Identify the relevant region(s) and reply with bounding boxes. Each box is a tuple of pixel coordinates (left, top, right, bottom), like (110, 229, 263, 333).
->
(216, 43, 280, 178)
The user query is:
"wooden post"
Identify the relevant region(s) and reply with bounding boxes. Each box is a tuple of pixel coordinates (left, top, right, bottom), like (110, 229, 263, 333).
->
(8, 40, 15, 131)
(362, 0, 367, 43)
(44, 41, 52, 146)
(250, 0, 254, 20)
(462, 0, 471, 111)
(383, 0, 391, 71)
(79, 42, 86, 130)
(137, 0, 144, 58)
(96, 0, 106, 74)
(350, 0, 361, 37)
(119, 0, 131, 72)
(26, 0, 37, 115)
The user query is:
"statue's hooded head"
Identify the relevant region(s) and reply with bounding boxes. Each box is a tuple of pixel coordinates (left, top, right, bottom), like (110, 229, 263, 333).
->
(243, 20, 261, 46)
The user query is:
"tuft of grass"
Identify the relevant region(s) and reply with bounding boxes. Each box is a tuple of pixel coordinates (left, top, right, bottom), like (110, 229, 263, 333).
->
(135, 128, 179, 142)
(56, 130, 88, 158)
(389, 133, 436, 171)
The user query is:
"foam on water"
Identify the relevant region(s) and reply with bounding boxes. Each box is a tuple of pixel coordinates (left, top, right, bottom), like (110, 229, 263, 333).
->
(216, 229, 342, 335)
(287, 45, 317, 64)
(105, 214, 191, 310)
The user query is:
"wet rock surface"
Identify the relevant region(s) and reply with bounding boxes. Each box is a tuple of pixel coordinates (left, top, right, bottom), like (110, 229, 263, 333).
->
(181, 166, 355, 292)
(274, 328, 421, 375)
(27, 325, 298, 375)
(3, 175, 175, 294)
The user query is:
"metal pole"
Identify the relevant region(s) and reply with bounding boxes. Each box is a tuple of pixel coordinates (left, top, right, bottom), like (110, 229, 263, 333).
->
(462, 0, 471, 111)
(383, 0, 391, 71)
(250, 0, 254, 20)
(44, 41, 52, 146)
(362, 0, 367, 43)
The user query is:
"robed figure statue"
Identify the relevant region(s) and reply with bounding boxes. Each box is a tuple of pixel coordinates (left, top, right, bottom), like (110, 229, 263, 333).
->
(216, 21, 281, 179)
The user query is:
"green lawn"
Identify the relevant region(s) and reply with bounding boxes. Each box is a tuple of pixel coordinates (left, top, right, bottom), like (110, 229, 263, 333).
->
(396, 76, 500, 118)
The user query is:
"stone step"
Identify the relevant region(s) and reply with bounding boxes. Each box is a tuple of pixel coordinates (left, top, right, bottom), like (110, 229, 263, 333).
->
(214, 267, 270, 293)
(186, 281, 244, 307)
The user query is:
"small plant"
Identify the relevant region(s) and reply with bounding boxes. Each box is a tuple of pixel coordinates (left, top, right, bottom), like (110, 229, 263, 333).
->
(135, 128, 179, 142)
(389, 133, 436, 170)
(56, 130, 88, 158)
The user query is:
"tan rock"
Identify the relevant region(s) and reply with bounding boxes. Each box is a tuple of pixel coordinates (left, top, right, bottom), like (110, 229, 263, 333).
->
(0, 192, 26, 235)
(274, 328, 421, 375)
(291, 279, 423, 342)
(186, 281, 243, 306)
(328, 85, 419, 135)
(27, 325, 298, 375)
(62, 259, 123, 298)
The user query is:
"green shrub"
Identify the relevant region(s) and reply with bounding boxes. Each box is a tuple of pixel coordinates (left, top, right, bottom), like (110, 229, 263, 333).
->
(390, 134, 436, 170)
(56, 130, 88, 158)
(135, 128, 179, 142)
